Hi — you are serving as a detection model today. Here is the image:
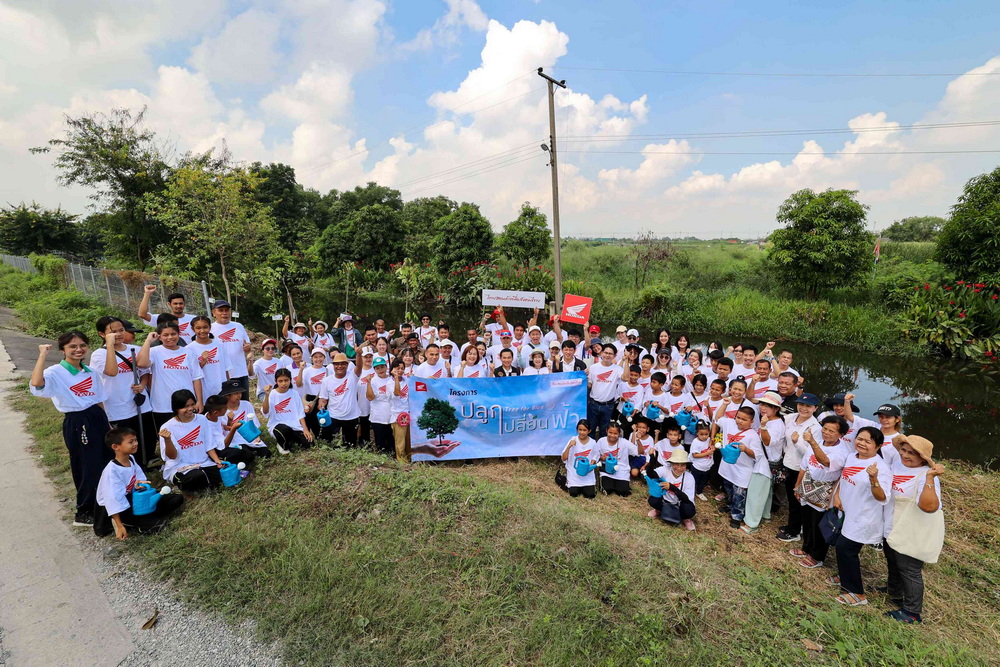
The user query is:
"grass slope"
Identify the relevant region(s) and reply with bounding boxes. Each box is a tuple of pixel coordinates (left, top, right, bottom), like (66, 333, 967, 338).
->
(10, 386, 999, 666)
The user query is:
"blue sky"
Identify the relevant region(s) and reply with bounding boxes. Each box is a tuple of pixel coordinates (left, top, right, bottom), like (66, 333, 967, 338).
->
(2, 0, 999, 237)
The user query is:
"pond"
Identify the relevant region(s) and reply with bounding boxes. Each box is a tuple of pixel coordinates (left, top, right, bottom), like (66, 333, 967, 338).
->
(295, 294, 1000, 469)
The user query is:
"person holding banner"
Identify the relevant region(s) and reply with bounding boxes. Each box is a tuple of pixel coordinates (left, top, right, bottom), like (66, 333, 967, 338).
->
(587, 344, 623, 438)
(493, 348, 521, 377)
(389, 360, 411, 462)
(560, 420, 598, 498)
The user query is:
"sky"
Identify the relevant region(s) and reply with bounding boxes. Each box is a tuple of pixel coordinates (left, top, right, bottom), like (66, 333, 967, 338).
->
(2, 0, 1000, 239)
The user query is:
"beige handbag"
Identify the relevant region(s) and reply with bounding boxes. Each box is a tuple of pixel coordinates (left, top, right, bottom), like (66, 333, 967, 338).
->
(886, 474, 945, 564)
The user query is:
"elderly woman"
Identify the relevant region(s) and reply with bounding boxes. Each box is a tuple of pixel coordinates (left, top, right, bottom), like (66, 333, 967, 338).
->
(830, 426, 892, 606)
(882, 435, 945, 624)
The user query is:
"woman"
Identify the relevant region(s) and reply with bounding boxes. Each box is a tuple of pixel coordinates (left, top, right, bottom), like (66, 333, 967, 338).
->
(366, 358, 394, 454)
(398, 348, 417, 377)
(674, 334, 691, 368)
(649, 329, 672, 358)
(683, 349, 705, 388)
(882, 435, 944, 624)
(31, 332, 117, 526)
(830, 426, 892, 606)
(742, 391, 788, 533)
(653, 349, 674, 374)
(522, 349, 550, 376)
(776, 393, 823, 542)
(158, 389, 225, 491)
(186, 315, 231, 399)
(788, 416, 848, 561)
(456, 344, 490, 378)
(875, 403, 905, 451)
(137, 324, 204, 430)
(727, 342, 745, 367)
(373, 336, 394, 367)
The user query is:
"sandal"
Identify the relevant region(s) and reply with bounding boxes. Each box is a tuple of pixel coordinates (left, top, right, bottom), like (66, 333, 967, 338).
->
(825, 575, 841, 586)
(835, 593, 869, 606)
(799, 556, 824, 569)
(647, 509, 659, 518)
(739, 524, 758, 534)
(789, 548, 807, 558)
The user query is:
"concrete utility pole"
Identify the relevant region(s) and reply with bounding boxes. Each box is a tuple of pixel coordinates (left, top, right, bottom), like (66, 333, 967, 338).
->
(538, 67, 567, 311)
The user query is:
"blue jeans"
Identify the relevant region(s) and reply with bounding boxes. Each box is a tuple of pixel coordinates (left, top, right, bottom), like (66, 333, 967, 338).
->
(722, 479, 748, 522)
(587, 399, 614, 439)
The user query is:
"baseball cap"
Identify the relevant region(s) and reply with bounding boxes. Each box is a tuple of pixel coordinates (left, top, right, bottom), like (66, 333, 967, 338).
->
(372, 357, 387, 368)
(311, 348, 327, 358)
(527, 325, 542, 334)
(626, 328, 639, 337)
(795, 393, 820, 406)
(360, 346, 374, 356)
(588, 325, 601, 334)
(499, 330, 513, 337)
(119, 319, 140, 333)
(261, 338, 277, 349)
(873, 404, 901, 417)
(212, 300, 231, 309)
(825, 393, 859, 412)
(615, 325, 627, 334)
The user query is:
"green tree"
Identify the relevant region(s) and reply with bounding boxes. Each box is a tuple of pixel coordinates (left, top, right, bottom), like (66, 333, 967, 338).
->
(881, 215, 945, 242)
(401, 195, 457, 265)
(325, 182, 403, 230)
(416, 397, 460, 446)
(496, 203, 552, 265)
(313, 204, 405, 276)
(32, 107, 171, 269)
(0, 203, 79, 256)
(768, 188, 875, 297)
(936, 166, 1000, 283)
(431, 203, 494, 275)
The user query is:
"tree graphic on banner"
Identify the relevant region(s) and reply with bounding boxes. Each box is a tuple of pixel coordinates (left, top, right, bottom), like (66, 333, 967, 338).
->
(416, 398, 459, 447)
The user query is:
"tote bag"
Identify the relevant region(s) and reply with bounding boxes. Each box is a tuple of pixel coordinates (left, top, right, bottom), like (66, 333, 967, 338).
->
(886, 477, 945, 564)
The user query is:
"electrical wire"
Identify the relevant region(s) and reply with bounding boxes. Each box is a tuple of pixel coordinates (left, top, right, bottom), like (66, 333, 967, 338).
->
(549, 65, 1000, 77)
(559, 149, 1000, 156)
(400, 154, 541, 198)
(390, 141, 546, 188)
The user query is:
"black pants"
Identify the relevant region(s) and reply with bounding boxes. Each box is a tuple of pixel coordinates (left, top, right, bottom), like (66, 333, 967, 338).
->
(801, 505, 829, 562)
(708, 449, 724, 492)
(272, 424, 311, 452)
(371, 422, 394, 454)
(63, 405, 112, 513)
(111, 411, 157, 464)
(357, 415, 371, 445)
(568, 485, 596, 498)
(321, 418, 359, 446)
(173, 465, 223, 491)
(94, 494, 185, 537)
(244, 445, 273, 459)
(835, 534, 867, 595)
(215, 446, 256, 468)
(884, 541, 926, 616)
(600, 476, 632, 497)
(648, 496, 696, 520)
(690, 467, 710, 495)
(783, 466, 803, 535)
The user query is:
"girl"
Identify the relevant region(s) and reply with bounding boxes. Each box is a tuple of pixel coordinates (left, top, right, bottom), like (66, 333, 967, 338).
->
(297, 348, 328, 434)
(688, 421, 714, 500)
(716, 378, 757, 422)
(223, 382, 271, 458)
(137, 324, 205, 430)
(875, 403, 906, 460)
(597, 423, 636, 497)
(522, 349, 550, 376)
(186, 315, 232, 399)
(263, 368, 313, 454)
(742, 392, 788, 532)
(560, 420, 598, 498)
(789, 416, 849, 563)
(456, 345, 490, 378)
(31, 333, 117, 527)
(158, 389, 225, 491)
(252, 339, 280, 401)
(683, 350, 704, 388)
(649, 329, 672, 358)
(390, 359, 411, 462)
(366, 358, 394, 454)
(398, 348, 417, 377)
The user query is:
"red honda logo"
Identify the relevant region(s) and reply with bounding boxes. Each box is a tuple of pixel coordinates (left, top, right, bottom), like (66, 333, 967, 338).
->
(69, 376, 95, 397)
(274, 397, 292, 414)
(218, 328, 236, 342)
(163, 353, 188, 370)
(176, 426, 202, 449)
(415, 381, 427, 392)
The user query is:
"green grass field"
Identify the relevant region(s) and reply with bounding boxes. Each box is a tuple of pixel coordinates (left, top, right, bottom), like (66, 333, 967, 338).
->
(10, 384, 998, 666)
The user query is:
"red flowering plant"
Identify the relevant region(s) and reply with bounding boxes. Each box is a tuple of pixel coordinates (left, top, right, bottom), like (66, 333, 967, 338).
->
(903, 281, 1000, 359)
(440, 261, 501, 305)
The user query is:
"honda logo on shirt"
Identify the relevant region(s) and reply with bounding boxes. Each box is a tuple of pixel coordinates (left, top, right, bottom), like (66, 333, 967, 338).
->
(596, 369, 614, 382)
(332, 379, 349, 396)
(401, 384, 410, 397)
(176, 426, 202, 449)
(310, 373, 325, 384)
(841, 466, 864, 485)
(217, 328, 237, 342)
(415, 381, 427, 392)
(431, 369, 442, 379)
(69, 376, 95, 397)
(178, 322, 189, 332)
(264, 363, 277, 374)
(125, 473, 137, 493)
(203, 348, 219, 364)
(163, 354, 188, 370)
(892, 475, 915, 493)
(274, 397, 292, 414)
(378, 384, 388, 394)
(117, 360, 133, 373)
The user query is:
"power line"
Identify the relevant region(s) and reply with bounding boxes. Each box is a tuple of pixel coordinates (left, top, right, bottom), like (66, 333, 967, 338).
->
(390, 141, 544, 188)
(400, 154, 541, 198)
(550, 65, 1000, 77)
(560, 149, 1000, 156)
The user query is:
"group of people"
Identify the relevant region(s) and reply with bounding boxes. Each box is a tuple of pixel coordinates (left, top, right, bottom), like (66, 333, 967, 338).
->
(28, 292, 944, 623)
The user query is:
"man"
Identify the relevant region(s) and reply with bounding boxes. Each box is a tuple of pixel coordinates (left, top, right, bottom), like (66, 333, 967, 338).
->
(625, 328, 649, 359)
(775, 371, 802, 415)
(417, 314, 436, 347)
(481, 307, 508, 338)
(587, 343, 624, 438)
(553, 339, 587, 373)
(486, 330, 516, 367)
(738, 344, 758, 375)
(404, 333, 423, 360)
(612, 325, 629, 360)
(749, 359, 778, 399)
(331, 314, 364, 360)
(362, 325, 379, 352)
(119, 319, 141, 345)
(518, 325, 546, 368)
(138, 285, 195, 342)
(390, 323, 414, 354)
(317, 352, 361, 446)
(374, 319, 394, 340)
(771, 348, 799, 378)
(210, 300, 252, 399)
(414, 343, 449, 379)
(459, 327, 481, 356)
(542, 315, 565, 346)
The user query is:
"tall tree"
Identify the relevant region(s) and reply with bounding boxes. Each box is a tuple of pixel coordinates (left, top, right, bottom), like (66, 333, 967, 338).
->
(768, 188, 875, 297)
(0, 203, 79, 256)
(32, 107, 171, 269)
(936, 166, 1000, 283)
(401, 195, 457, 265)
(495, 203, 552, 265)
(313, 204, 405, 276)
(325, 182, 403, 230)
(881, 215, 946, 242)
(431, 203, 494, 275)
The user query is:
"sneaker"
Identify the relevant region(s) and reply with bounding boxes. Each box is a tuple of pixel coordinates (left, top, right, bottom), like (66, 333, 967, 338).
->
(739, 524, 758, 534)
(789, 548, 808, 557)
(871, 542, 884, 552)
(682, 519, 696, 531)
(729, 518, 741, 529)
(72, 512, 94, 527)
(276, 443, 290, 455)
(714, 493, 727, 501)
(775, 530, 801, 542)
(696, 493, 708, 501)
(886, 609, 921, 624)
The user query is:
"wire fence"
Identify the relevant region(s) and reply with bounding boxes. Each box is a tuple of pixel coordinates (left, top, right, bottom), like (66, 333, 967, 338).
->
(1, 254, 212, 317)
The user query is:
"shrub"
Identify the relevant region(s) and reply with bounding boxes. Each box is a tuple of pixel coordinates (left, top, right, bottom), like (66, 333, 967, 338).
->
(903, 281, 1000, 359)
(17, 290, 120, 339)
(28, 254, 68, 288)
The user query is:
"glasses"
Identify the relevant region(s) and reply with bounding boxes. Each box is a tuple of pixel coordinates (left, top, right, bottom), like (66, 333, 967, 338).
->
(263, 347, 276, 351)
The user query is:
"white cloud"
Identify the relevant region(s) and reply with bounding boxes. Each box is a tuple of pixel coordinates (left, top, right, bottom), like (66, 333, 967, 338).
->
(189, 9, 282, 83)
(401, 0, 489, 52)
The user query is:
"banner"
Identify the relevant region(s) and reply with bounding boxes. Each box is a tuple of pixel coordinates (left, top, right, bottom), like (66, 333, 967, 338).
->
(407, 372, 587, 461)
(481, 289, 547, 309)
(560, 293, 593, 324)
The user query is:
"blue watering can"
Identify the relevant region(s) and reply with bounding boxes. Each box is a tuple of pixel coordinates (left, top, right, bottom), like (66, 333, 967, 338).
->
(644, 473, 665, 498)
(675, 409, 698, 432)
(220, 461, 245, 487)
(646, 403, 662, 420)
(621, 401, 635, 417)
(721, 443, 742, 464)
(574, 456, 600, 477)
(237, 420, 261, 442)
(316, 409, 332, 428)
(604, 455, 618, 474)
(132, 482, 170, 516)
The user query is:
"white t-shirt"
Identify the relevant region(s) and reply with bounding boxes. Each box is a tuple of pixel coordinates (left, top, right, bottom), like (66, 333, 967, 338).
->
(597, 436, 638, 482)
(486, 344, 517, 368)
(716, 417, 764, 489)
(390, 378, 409, 422)
(414, 360, 449, 379)
(650, 438, 683, 460)
(658, 467, 696, 501)
(722, 398, 759, 422)
(30, 362, 108, 413)
(631, 433, 654, 457)
(588, 363, 623, 402)
(781, 415, 822, 470)
(185, 340, 234, 399)
(96, 455, 148, 515)
(616, 381, 646, 412)
(319, 372, 360, 420)
(689, 436, 715, 472)
(418, 325, 436, 347)
(312, 332, 335, 352)
(759, 417, 787, 465)
(252, 358, 280, 395)
(798, 443, 848, 510)
(288, 332, 312, 353)
(644, 390, 669, 422)
(880, 439, 902, 469)
(368, 374, 394, 424)
(663, 391, 695, 417)
(518, 342, 545, 368)
(265, 389, 305, 433)
(564, 437, 598, 487)
(145, 312, 195, 342)
(300, 365, 328, 397)
(146, 346, 204, 413)
(210, 321, 250, 379)
(838, 453, 892, 545)
(225, 400, 264, 448)
(159, 414, 216, 482)
(750, 377, 778, 399)
(91, 345, 151, 421)
(458, 360, 490, 379)
(884, 465, 942, 537)
(356, 367, 375, 417)
(701, 397, 725, 425)
(521, 365, 550, 376)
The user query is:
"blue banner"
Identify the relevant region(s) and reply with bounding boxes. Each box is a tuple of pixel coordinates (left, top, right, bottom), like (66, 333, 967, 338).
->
(407, 372, 588, 461)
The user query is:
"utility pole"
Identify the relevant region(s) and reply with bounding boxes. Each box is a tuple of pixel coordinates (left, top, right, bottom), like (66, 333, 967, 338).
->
(538, 67, 567, 311)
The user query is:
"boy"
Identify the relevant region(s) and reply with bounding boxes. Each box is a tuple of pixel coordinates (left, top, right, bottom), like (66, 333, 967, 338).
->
(203, 394, 256, 468)
(95, 427, 184, 540)
(688, 421, 714, 500)
(614, 364, 646, 438)
(628, 417, 654, 479)
(642, 371, 669, 439)
(221, 378, 271, 457)
(637, 354, 655, 391)
(713, 406, 765, 529)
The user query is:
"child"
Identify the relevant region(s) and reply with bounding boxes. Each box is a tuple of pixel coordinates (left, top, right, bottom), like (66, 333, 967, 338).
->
(646, 449, 696, 530)
(628, 417, 654, 479)
(389, 359, 411, 462)
(614, 364, 646, 438)
(221, 378, 271, 458)
(137, 323, 205, 430)
(688, 421, 715, 501)
(716, 378, 758, 424)
(712, 406, 764, 529)
(203, 394, 256, 468)
(643, 418, 684, 477)
(366, 357, 395, 454)
(560, 420, 598, 498)
(158, 389, 225, 491)
(664, 375, 696, 421)
(263, 368, 314, 454)
(597, 423, 636, 497)
(637, 355, 654, 391)
(702, 379, 726, 426)
(185, 315, 235, 399)
(95, 427, 184, 539)
(251, 339, 280, 402)
(643, 371, 669, 438)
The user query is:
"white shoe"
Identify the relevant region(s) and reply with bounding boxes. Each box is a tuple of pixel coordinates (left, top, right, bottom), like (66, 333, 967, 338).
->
(276, 443, 289, 455)
(696, 493, 708, 501)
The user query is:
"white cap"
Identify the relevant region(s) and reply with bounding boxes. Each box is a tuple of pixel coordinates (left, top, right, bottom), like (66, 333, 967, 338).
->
(360, 346, 374, 356)
(627, 328, 639, 337)
(527, 325, 542, 334)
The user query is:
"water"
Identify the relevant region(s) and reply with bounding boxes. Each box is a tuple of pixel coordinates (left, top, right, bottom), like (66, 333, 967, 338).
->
(298, 294, 1000, 468)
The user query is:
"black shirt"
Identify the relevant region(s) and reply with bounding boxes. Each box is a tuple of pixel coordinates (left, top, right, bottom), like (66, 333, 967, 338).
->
(494, 366, 521, 377)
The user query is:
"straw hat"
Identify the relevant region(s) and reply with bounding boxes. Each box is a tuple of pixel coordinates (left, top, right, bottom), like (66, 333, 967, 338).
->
(666, 449, 690, 464)
(902, 435, 934, 465)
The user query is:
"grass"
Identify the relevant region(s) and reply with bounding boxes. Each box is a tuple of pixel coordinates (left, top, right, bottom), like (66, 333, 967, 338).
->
(10, 383, 999, 666)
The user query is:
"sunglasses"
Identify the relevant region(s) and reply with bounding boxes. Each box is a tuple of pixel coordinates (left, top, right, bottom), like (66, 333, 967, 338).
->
(263, 347, 276, 351)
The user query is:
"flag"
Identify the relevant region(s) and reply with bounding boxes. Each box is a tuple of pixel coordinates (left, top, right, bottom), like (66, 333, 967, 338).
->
(873, 238, 881, 264)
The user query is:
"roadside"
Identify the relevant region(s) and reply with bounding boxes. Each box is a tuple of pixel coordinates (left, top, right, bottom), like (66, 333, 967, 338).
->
(0, 309, 281, 666)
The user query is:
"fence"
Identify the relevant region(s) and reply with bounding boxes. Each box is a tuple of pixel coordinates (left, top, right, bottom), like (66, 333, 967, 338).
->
(1, 254, 213, 318)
